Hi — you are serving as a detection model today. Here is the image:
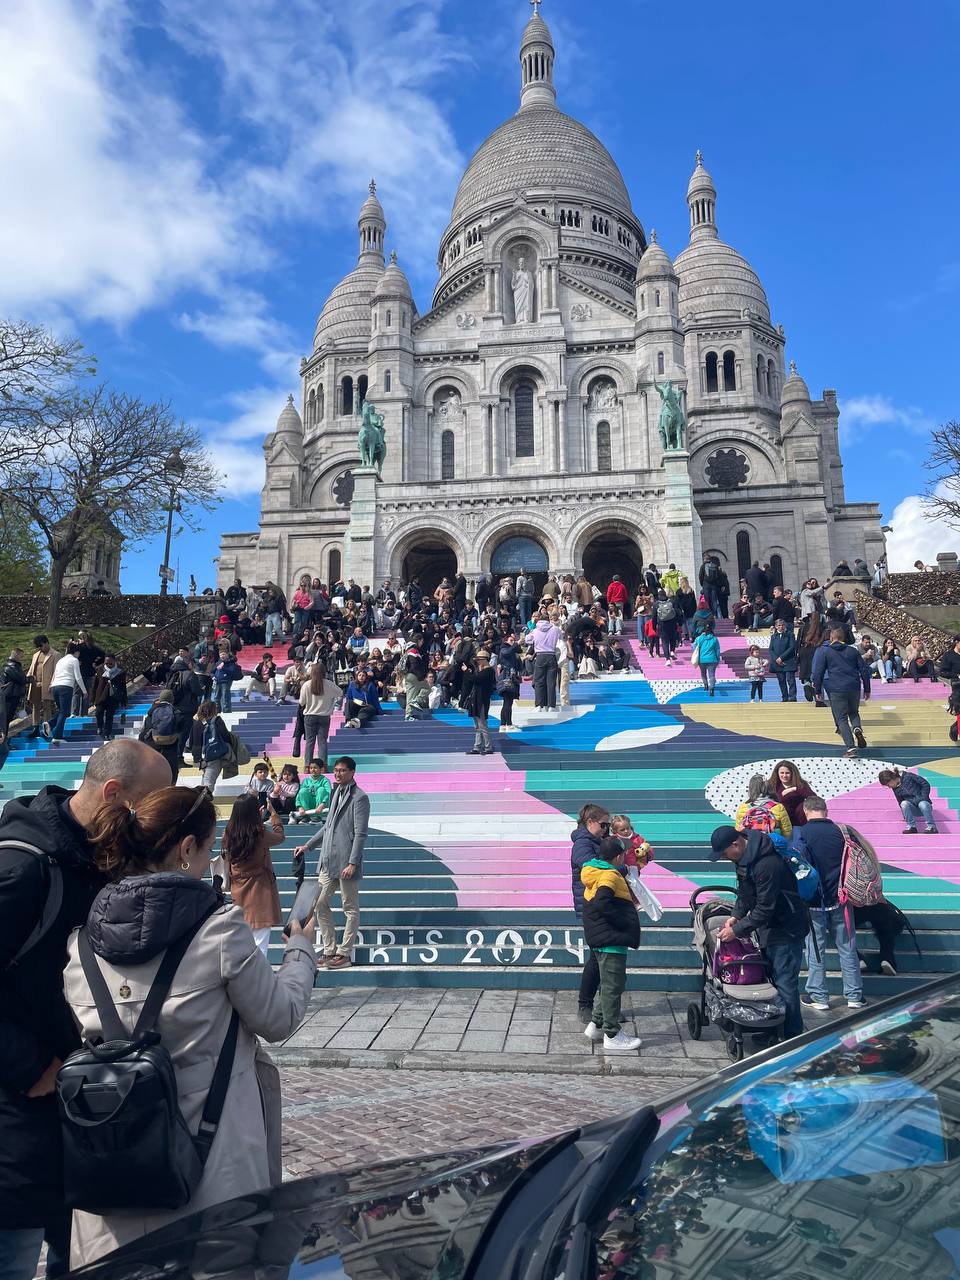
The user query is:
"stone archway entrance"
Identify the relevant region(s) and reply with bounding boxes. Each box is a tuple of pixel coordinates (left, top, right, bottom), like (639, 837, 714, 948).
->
(403, 541, 458, 599)
(490, 534, 550, 600)
(582, 531, 643, 600)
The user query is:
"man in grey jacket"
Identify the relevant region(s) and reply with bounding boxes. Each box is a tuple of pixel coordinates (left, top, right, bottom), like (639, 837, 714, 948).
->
(292, 756, 370, 968)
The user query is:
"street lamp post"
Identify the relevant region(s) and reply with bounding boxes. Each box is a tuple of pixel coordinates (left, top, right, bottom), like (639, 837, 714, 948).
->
(159, 447, 186, 597)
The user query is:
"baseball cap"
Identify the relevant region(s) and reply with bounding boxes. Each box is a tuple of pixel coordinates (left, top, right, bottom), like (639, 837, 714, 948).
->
(709, 825, 740, 860)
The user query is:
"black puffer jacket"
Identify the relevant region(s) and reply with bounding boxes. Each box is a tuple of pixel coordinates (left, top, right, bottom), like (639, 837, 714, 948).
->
(731, 831, 808, 947)
(570, 825, 601, 919)
(0, 786, 106, 1227)
(86, 873, 221, 964)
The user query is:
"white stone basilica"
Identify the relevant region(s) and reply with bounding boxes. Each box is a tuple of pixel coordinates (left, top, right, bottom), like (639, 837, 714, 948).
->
(219, 5, 884, 599)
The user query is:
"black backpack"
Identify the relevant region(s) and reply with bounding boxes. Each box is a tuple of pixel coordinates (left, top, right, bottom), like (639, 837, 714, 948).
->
(57, 909, 238, 1213)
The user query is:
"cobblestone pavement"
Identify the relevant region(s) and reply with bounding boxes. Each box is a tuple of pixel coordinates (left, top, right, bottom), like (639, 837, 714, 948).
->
(280, 1064, 683, 1180)
(274, 985, 732, 1076)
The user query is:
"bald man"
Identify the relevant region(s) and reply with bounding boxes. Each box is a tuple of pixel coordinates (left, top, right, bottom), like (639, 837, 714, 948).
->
(0, 739, 172, 1279)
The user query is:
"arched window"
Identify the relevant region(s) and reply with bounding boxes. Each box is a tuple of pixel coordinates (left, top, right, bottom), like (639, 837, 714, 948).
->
(514, 378, 535, 458)
(767, 358, 777, 400)
(308, 389, 316, 425)
(441, 429, 455, 479)
(756, 354, 765, 394)
(341, 376, 353, 416)
(722, 350, 736, 392)
(769, 554, 784, 589)
(560, 210, 567, 226)
(640, 292, 645, 311)
(705, 352, 719, 394)
(596, 420, 611, 472)
(657, 351, 665, 375)
(357, 374, 369, 408)
(317, 384, 325, 421)
(384, 370, 392, 392)
(385, 309, 391, 327)
(328, 548, 341, 585)
(736, 531, 751, 583)
(655, 289, 661, 308)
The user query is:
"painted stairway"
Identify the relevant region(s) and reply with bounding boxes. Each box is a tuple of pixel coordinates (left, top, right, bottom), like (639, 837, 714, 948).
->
(3, 635, 960, 996)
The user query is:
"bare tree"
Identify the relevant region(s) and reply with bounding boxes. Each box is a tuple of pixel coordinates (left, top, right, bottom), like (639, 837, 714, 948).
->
(924, 420, 960, 526)
(1, 386, 222, 625)
(0, 319, 95, 462)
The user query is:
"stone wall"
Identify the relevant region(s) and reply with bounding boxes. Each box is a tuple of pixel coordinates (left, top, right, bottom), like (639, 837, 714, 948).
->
(0, 594, 188, 628)
(117, 607, 212, 676)
(854, 591, 954, 658)
(877, 572, 960, 609)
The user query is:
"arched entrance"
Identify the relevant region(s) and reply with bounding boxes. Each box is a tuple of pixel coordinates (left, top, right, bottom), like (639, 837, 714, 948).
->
(491, 534, 549, 600)
(582, 531, 643, 600)
(403, 541, 458, 599)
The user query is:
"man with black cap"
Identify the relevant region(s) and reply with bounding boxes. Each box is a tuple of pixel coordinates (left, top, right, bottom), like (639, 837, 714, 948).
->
(708, 824, 808, 1039)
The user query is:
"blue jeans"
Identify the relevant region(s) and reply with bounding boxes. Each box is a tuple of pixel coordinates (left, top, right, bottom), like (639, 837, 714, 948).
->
(766, 939, 805, 1038)
(265, 610, 283, 645)
(50, 685, 74, 740)
(884, 656, 902, 680)
(806, 906, 863, 1003)
(293, 607, 311, 635)
(901, 798, 935, 830)
(214, 681, 232, 713)
(753, 611, 773, 629)
(699, 662, 717, 691)
(0, 1227, 69, 1280)
(703, 585, 720, 617)
(518, 596, 533, 628)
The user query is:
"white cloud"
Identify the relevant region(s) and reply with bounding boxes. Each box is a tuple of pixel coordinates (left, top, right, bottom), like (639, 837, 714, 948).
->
(840, 394, 935, 444)
(885, 484, 960, 571)
(0, 0, 248, 323)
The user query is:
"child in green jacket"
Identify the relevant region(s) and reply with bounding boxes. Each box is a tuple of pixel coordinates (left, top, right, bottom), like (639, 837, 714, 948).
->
(290, 758, 332, 825)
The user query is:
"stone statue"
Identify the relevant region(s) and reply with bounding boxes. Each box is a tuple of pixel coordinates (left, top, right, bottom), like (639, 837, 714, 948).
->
(511, 255, 533, 323)
(655, 380, 686, 452)
(357, 399, 387, 476)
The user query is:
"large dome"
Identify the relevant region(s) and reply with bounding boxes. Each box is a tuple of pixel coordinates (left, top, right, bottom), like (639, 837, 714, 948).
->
(674, 239, 770, 323)
(449, 106, 634, 227)
(313, 261, 383, 351)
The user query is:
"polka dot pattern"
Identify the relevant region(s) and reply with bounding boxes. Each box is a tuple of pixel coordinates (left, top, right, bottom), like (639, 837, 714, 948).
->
(705, 755, 907, 818)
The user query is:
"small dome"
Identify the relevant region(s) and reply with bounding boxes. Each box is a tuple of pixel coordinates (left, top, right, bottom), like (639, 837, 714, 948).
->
(675, 238, 770, 323)
(637, 230, 676, 280)
(358, 178, 385, 227)
(781, 361, 811, 407)
(521, 11, 554, 49)
(372, 251, 414, 302)
(276, 394, 302, 434)
(687, 150, 716, 200)
(313, 261, 384, 350)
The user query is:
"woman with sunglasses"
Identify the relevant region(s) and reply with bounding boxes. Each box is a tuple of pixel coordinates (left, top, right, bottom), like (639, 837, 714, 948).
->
(63, 785, 316, 1266)
(570, 803, 613, 1023)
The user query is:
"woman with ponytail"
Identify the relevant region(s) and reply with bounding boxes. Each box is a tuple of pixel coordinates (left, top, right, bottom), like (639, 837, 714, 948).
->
(221, 793, 284, 956)
(62, 786, 316, 1266)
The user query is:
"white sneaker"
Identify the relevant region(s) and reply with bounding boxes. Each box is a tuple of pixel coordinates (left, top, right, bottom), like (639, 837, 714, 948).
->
(498, 725, 508, 733)
(847, 999, 867, 1009)
(665, 659, 672, 667)
(583, 1021, 604, 1043)
(603, 1029, 642, 1053)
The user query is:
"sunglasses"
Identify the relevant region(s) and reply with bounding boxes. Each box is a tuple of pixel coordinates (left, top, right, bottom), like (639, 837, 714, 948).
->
(598, 820, 610, 831)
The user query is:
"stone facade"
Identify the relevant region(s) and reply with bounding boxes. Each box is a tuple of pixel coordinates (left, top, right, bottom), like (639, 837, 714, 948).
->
(219, 10, 884, 598)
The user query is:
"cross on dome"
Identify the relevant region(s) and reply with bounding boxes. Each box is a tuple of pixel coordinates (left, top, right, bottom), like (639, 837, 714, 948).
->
(530, 0, 542, 14)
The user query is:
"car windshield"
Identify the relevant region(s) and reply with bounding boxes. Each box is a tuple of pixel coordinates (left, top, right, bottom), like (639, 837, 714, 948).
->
(586, 984, 960, 1278)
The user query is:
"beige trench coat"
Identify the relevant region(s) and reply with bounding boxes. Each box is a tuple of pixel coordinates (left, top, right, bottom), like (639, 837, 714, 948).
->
(63, 904, 315, 1267)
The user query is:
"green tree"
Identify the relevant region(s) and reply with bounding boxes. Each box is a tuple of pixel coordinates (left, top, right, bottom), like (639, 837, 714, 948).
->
(0, 386, 222, 626)
(0, 509, 49, 594)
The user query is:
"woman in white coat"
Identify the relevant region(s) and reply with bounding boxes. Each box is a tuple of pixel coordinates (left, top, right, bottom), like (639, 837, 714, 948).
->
(63, 784, 316, 1267)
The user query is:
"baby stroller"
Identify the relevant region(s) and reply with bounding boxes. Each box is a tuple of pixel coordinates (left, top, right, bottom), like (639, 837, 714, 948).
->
(686, 886, 785, 1062)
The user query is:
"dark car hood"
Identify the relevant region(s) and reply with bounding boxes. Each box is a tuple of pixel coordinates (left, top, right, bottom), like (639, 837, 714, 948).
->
(66, 1133, 570, 1280)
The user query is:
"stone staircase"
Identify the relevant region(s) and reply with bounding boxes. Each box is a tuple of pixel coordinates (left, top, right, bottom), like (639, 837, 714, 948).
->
(4, 633, 960, 998)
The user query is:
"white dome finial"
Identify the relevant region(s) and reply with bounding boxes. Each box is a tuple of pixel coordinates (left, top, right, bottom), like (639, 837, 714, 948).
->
(520, 0, 556, 110)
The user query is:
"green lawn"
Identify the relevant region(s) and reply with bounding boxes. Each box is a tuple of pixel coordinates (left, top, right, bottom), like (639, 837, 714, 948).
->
(0, 626, 150, 658)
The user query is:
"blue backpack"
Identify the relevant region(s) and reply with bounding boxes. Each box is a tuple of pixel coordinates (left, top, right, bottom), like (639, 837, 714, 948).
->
(203, 719, 229, 761)
(769, 832, 820, 903)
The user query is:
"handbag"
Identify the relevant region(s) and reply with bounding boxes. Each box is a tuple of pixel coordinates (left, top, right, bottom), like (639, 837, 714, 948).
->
(625, 867, 663, 922)
(690, 642, 701, 666)
(57, 911, 238, 1213)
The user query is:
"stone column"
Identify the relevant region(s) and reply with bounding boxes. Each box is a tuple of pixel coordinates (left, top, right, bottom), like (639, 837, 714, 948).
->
(557, 399, 567, 472)
(343, 466, 378, 590)
(661, 450, 702, 580)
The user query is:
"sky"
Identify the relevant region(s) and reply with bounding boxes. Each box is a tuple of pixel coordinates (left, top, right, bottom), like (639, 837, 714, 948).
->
(1, 0, 958, 589)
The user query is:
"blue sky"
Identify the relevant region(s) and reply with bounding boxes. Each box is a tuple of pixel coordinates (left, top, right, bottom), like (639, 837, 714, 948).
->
(2, 0, 957, 589)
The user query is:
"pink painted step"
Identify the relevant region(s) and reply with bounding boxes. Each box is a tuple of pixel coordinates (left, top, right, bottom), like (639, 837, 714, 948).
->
(627, 635, 740, 682)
